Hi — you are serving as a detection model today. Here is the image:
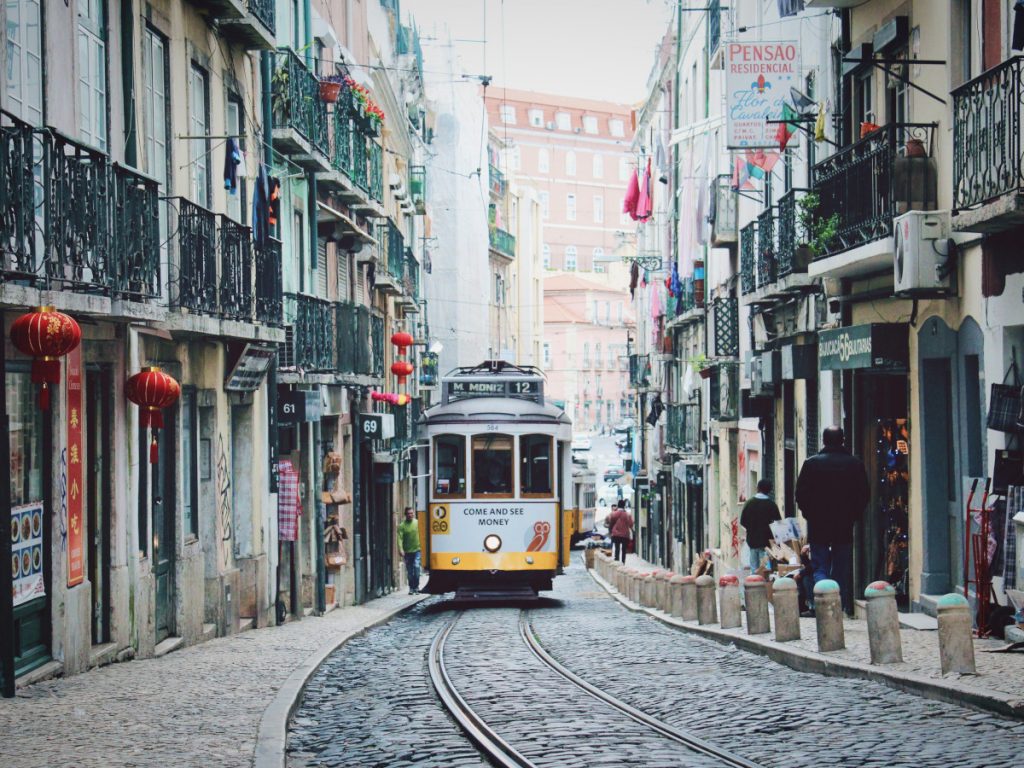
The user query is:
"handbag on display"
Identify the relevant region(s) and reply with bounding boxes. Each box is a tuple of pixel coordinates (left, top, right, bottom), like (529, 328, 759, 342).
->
(987, 362, 1022, 434)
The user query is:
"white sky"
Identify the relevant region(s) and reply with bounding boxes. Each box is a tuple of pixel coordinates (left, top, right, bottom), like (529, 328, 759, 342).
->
(402, 0, 674, 105)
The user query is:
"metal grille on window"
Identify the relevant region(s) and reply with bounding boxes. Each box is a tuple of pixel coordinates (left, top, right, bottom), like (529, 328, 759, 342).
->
(806, 379, 819, 456)
(763, 416, 775, 491)
(317, 241, 328, 298)
(713, 296, 739, 357)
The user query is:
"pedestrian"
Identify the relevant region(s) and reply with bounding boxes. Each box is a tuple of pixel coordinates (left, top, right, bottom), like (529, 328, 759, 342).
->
(606, 499, 634, 564)
(793, 544, 815, 616)
(795, 426, 870, 614)
(740, 479, 781, 574)
(397, 506, 421, 595)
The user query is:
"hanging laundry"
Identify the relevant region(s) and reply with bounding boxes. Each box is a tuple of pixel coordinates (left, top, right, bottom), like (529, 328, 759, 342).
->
(268, 177, 281, 229)
(776, 102, 799, 151)
(670, 262, 684, 317)
(277, 459, 301, 542)
(252, 163, 269, 246)
(629, 261, 640, 300)
(649, 281, 663, 319)
(814, 102, 827, 143)
(777, 0, 804, 18)
(655, 135, 669, 184)
(224, 138, 242, 194)
(623, 164, 640, 219)
(636, 157, 653, 221)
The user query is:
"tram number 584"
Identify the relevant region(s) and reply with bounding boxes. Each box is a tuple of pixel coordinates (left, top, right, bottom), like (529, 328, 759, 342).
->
(431, 505, 450, 534)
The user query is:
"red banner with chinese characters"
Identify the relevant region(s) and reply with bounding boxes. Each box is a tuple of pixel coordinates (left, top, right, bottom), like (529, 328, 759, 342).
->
(67, 345, 84, 587)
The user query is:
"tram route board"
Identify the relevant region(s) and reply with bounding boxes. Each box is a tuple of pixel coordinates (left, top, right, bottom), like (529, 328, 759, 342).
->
(443, 378, 544, 404)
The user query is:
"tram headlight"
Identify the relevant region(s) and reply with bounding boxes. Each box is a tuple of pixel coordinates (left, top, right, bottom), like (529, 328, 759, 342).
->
(483, 534, 502, 553)
(451, 557, 461, 565)
(525, 556, 534, 565)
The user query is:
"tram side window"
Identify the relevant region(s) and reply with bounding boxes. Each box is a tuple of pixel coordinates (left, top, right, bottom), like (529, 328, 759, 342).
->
(520, 434, 553, 497)
(472, 434, 513, 496)
(435, 435, 466, 497)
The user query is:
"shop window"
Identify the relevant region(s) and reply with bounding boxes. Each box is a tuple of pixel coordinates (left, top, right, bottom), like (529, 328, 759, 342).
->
(434, 434, 466, 497)
(472, 434, 513, 496)
(520, 434, 553, 497)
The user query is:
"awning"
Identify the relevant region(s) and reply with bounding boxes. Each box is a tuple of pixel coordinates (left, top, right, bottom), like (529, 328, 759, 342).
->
(316, 201, 377, 244)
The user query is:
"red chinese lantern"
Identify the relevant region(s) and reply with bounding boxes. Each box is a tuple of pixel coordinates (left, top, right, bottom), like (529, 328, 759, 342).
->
(390, 332, 414, 355)
(126, 366, 181, 463)
(391, 360, 414, 385)
(9, 306, 82, 410)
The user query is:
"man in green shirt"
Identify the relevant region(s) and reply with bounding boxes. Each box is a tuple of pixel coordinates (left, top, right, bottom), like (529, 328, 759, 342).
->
(397, 507, 421, 594)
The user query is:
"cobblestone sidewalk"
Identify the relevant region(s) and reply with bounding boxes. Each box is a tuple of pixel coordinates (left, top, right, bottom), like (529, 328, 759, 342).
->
(0, 592, 424, 768)
(596, 554, 1024, 718)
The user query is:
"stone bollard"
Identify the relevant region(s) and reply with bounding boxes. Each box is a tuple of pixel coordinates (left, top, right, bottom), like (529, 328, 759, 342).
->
(629, 570, 641, 604)
(616, 565, 628, 595)
(865, 581, 903, 664)
(696, 574, 717, 625)
(814, 579, 845, 652)
(744, 575, 770, 635)
(680, 575, 698, 621)
(642, 572, 656, 607)
(669, 574, 687, 618)
(772, 577, 800, 642)
(719, 575, 742, 629)
(656, 571, 672, 612)
(937, 593, 976, 676)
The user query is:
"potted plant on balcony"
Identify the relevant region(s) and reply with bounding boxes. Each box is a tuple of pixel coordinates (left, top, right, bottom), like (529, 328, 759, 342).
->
(694, 354, 714, 380)
(796, 192, 840, 268)
(319, 73, 344, 103)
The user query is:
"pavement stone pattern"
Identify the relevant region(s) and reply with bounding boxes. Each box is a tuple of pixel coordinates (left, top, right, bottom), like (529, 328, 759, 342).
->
(533, 562, 1024, 768)
(0, 592, 422, 768)
(287, 600, 487, 768)
(616, 553, 1024, 703)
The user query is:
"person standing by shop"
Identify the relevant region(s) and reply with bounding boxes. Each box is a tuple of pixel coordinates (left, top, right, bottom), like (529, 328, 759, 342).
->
(397, 507, 421, 595)
(740, 479, 781, 574)
(795, 426, 870, 614)
(606, 500, 634, 564)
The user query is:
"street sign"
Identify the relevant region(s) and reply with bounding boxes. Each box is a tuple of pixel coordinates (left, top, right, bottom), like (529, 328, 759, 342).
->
(277, 389, 321, 423)
(359, 413, 395, 440)
(225, 344, 275, 391)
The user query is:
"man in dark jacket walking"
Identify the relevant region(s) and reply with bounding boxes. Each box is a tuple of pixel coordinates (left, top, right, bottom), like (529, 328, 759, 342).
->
(795, 426, 870, 614)
(740, 479, 781, 573)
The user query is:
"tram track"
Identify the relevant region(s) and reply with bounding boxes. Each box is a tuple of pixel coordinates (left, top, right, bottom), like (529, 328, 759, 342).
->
(428, 609, 767, 768)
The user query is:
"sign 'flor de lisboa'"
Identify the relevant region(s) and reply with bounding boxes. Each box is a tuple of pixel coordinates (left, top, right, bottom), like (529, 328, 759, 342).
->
(725, 41, 800, 148)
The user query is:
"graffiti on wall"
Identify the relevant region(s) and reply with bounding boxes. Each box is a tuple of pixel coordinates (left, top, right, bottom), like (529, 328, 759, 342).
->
(217, 432, 232, 564)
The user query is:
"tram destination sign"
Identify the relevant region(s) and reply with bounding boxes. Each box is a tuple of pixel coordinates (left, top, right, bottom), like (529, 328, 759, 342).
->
(444, 378, 543, 404)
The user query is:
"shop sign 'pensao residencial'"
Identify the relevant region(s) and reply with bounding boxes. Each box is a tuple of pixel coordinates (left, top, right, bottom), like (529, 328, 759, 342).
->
(725, 40, 800, 148)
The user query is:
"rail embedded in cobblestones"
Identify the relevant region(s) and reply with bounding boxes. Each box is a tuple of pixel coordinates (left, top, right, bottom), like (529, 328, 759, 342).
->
(428, 613, 536, 768)
(519, 613, 764, 768)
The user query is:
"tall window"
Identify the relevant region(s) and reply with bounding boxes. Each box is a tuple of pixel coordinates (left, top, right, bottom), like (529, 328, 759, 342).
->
(583, 342, 590, 366)
(594, 343, 602, 368)
(78, 0, 107, 150)
(500, 104, 516, 124)
(226, 94, 246, 223)
(617, 301, 623, 322)
(592, 247, 605, 263)
(564, 245, 577, 271)
(539, 191, 550, 219)
(583, 115, 598, 134)
(593, 195, 604, 223)
(528, 108, 544, 126)
(472, 434, 513, 496)
(566, 193, 576, 221)
(556, 111, 571, 130)
(520, 435, 553, 497)
(143, 26, 170, 290)
(189, 63, 210, 207)
(538, 148, 550, 173)
(565, 151, 576, 176)
(542, 243, 551, 269)
(6, 0, 43, 125)
(592, 154, 604, 178)
(854, 69, 874, 128)
(434, 435, 466, 497)
(609, 118, 625, 137)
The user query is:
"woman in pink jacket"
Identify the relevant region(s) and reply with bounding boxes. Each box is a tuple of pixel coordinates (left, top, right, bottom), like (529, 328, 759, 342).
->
(606, 500, 634, 564)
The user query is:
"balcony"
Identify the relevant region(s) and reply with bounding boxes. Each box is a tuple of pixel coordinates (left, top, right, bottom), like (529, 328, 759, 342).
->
(400, 249, 421, 313)
(282, 293, 335, 372)
(952, 56, 1024, 232)
(335, 301, 381, 378)
(740, 222, 756, 296)
(0, 114, 161, 301)
(665, 403, 701, 454)
(410, 165, 426, 214)
(373, 220, 404, 294)
(629, 353, 651, 388)
(488, 227, 516, 260)
(171, 199, 281, 328)
(777, 188, 810, 278)
(271, 49, 330, 170)
(756, 207, 777, 290)
(489, 164, 507, 199)
(216, 0, 276, 50)
(809, 122, 937, 279)
(713, 296, 738, 358)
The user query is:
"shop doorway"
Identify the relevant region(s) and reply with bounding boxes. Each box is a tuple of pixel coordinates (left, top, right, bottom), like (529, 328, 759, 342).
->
(85, 366, 112, 645)
(150, 412, 177, 642)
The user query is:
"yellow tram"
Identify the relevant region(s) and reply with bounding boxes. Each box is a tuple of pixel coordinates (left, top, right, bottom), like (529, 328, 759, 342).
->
(416, 362, 574, 597)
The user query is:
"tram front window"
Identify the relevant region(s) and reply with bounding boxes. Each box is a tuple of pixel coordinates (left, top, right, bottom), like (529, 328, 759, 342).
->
(472, 434, 513, 496)
(435, 435, 466, 497)
(520, 434, 553, 497)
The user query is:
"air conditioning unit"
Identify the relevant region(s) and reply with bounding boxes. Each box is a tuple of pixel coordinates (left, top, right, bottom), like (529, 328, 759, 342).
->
(893, 210, 954, 295)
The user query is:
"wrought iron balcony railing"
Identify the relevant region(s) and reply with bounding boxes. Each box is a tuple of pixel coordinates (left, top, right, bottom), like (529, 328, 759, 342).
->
(756, 206, 777, 289)
(285, 293, 335, 371)
(368, 140, 383, 202)
(375, 219, 404, 279)
(219, 215, 253, 322)
(271, 49, 329, 157)
(713, 296, 739, 358)
(371, 313, 384, 377)
(740, 222, 756, 295)
(403, 249, 420, 302)
(811, 122, 937, 259)
(489, 226, 516, 258)
(665, 403, 701, 453)
(175, 198, 219, 314)
(330, 90, 360, 187)
(629, 353, 650, 387)
(409, 165, 426, 213)
(489, 163, 507, 198)
(709, 0, 721, 56)
(776, 188, 808, 278)
(246, 0, 276, 34)
(952, 56, 1024, 211)
(1, 113, 162, 298)
(335, 300, 373, 376)
(255, 237, 283, 325)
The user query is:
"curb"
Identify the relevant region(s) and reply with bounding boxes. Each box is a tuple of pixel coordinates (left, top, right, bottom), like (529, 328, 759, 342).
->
(587, 565, 1024, 721)
(254, 594, 430, 768)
